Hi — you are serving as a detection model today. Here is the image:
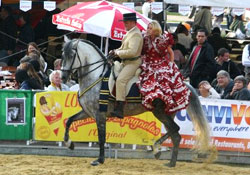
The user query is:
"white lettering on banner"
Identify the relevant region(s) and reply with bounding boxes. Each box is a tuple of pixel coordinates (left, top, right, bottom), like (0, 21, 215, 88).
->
(184, 137, 196, 146)
(56, 16, 71, 25)
(113, 30, 124, 39)
(71, 19, 82, 29)
(212, 139, 246, 150)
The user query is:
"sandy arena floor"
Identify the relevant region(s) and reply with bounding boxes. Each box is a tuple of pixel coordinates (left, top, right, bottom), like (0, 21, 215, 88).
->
(0, 155, 249, 175)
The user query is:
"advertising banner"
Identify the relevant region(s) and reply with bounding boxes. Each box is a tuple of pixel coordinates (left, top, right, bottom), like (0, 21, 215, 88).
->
(35, 91, 161, 145)
(163, 98, 250, 153)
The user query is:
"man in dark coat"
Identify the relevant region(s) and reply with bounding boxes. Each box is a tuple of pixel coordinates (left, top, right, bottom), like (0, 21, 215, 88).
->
(183, 29, 216, 88)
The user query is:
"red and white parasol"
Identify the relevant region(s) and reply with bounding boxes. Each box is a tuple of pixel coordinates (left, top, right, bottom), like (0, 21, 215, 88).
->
(52, 0, 150, 41)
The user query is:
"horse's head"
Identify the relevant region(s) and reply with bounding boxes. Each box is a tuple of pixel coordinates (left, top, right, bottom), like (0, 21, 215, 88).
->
(61, 36, 86, 83)
(61, 35, 107, 84)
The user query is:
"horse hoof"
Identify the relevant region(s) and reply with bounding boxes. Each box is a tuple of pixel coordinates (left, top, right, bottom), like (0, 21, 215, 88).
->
(164, 162, 176, 167)
(91, 159, 104, 166)
(153, 145, 161, 159)
(154, 151, 161, 159)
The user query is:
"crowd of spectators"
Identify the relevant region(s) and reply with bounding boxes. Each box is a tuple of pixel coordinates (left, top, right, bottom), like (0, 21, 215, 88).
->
(2, 4, 250, 102)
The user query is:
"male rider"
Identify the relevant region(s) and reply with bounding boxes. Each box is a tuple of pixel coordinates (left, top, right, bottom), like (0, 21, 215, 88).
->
(110, 13, 143, 119)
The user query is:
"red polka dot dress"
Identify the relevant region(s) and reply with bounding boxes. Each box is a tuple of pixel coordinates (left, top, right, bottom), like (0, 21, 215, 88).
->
(137, 32, 191, 115)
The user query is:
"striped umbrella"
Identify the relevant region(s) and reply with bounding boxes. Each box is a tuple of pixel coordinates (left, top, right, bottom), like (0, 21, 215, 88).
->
(52, 0, 150, 41)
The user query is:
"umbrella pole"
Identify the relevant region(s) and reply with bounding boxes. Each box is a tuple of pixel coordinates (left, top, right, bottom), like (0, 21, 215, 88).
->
(105, 37, 109, 56)
(101, 37, 103, 52)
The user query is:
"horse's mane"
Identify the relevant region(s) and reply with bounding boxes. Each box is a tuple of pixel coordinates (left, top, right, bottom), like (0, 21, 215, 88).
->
(63, 38, 106, 60)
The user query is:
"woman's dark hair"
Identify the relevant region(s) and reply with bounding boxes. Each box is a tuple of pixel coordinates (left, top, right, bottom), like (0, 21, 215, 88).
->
(29, 59, 41, 72)
(15, 69, 29, 84)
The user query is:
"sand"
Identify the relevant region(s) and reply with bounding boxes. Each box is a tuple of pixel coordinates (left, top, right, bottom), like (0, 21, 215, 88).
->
(0, 155, 249, 175)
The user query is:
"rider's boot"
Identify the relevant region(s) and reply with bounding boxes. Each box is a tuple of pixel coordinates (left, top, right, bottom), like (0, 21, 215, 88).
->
(110, 101, 125, 119)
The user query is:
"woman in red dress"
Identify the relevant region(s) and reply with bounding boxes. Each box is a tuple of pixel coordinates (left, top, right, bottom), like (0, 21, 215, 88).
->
(138, 20, 191, 115)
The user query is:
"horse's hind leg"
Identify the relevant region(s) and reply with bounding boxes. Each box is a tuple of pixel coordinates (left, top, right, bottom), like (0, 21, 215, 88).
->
(91, 113, 106, 166)
(152, 99, 181, 167)
(64, 110, 88, 150)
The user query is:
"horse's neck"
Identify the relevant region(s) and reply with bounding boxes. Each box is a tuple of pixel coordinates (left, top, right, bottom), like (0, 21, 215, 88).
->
(77, 43, 107, 94)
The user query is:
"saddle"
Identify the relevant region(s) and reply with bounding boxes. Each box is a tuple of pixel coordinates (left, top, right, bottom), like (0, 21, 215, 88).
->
(99, 61, 142, 112)
(108, 61, 141, 97)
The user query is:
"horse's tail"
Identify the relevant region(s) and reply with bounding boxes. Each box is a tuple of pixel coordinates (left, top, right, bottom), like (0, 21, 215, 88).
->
(185, 83, 217, 162)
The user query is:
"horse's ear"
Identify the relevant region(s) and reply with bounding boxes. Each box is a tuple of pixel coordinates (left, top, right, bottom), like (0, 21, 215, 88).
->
(64, 35, 71, 43)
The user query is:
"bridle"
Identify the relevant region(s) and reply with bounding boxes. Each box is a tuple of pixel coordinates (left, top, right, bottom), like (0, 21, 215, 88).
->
(61, 39, 108, 78)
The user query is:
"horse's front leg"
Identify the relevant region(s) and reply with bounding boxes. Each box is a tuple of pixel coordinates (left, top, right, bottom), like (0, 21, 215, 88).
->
(91, 113, 106, 166)
(64, 110, 88, 150)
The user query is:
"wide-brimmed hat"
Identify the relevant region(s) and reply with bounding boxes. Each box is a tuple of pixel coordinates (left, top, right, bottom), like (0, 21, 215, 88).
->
(119, 13, 140, 22)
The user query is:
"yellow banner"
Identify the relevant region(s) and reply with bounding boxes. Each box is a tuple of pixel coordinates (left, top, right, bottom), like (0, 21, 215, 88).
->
(35, 91, 161, 145)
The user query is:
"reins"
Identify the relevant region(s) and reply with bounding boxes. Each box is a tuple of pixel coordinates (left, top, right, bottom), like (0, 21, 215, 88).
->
(62, 39, 109, 97)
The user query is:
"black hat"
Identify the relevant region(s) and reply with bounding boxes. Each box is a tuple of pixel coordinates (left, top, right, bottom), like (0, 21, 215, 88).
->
(120, 13, 139, 22)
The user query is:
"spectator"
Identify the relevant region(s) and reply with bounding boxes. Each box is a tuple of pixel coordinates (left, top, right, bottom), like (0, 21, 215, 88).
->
(142, 0, 154, 18)
(213, 13, 224, 29)
(0, 6, 17, 65)
(192, 6, 212, 35)
(242, 44, 250, 83)
(15, 12, 35, 64)
(17, 62, 44, 89)
(54, 59, 79, 88)
(29, 59, 50, 87)
(207, 27, 231, 56)
(225, 8, 233, 29)
(175, 23, 193, 50)
(22, 42, 46, 72)
(47, 70, 69, 91)
(54, 59, 62, 70)
(225, 75, 250, 100)
(230, 15, 245, 33)
(214, 70, 234, 99)
(198, 80, 220, 99)
(215, 48, 241, 79)
(172, 33, 187, 69)
(182, 29, 216, 88)
(15, 69, 40, 90)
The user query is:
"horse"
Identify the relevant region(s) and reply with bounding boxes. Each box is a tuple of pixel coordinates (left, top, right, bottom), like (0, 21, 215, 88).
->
(61, 37, 215, 167)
